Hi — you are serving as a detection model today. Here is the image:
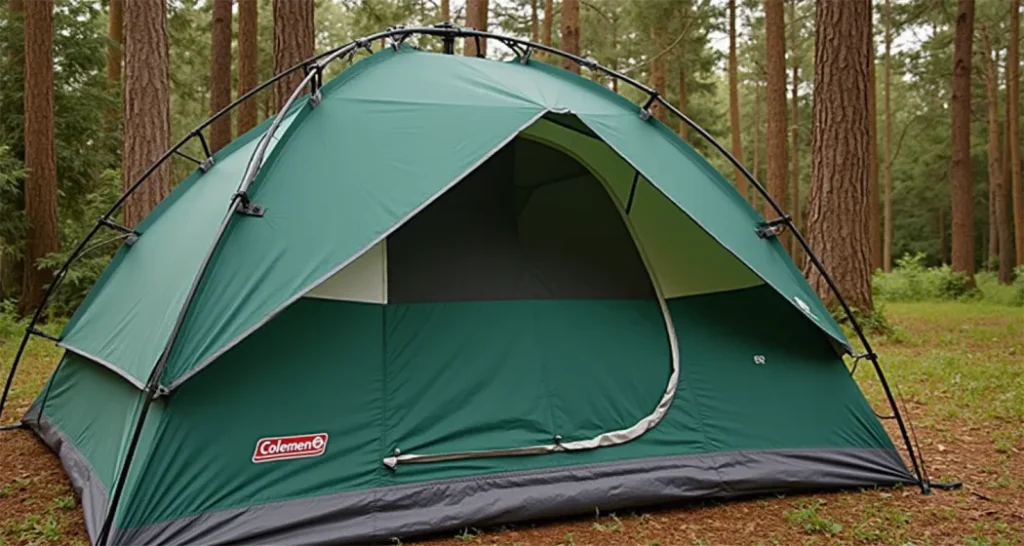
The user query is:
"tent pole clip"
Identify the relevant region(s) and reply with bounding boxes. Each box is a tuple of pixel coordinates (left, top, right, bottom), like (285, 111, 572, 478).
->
(639, 92, 659, 121)
(234, 192, 266, 217)
(519, 46, 533, 65)
(199, 156, 215, 173)
(755, 215, 792, 239)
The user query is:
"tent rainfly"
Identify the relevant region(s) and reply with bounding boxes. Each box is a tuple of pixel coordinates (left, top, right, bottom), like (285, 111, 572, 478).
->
(1, 27, 932, 546)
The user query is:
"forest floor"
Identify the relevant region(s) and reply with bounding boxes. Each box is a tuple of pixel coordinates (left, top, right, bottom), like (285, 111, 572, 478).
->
(0, 302, 1021, 546)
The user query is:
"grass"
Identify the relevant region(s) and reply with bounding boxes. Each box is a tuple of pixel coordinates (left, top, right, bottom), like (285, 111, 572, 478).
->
(1, 301, 1022, 546)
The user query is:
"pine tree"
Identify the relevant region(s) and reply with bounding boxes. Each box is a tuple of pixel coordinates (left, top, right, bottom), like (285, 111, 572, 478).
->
(883, 0, 893, 272)
(273, 0, 314, 112)
(463, 0, 488, 57)
(949, 0, 975, 284)
(1010, 0, 1021, 266)
(237, 0, 259, 134)
(728, 0, 747, 201)
(765, 0, 788, 250)
(123, 0, 171, 227)
(209, 0, 232, 152)
(561, 0, 580, 73)
(981, 26, 1012, 283)
(20, 0, 58, 316)
(805, 0, 873, 311)
(106, 0, 122, 84)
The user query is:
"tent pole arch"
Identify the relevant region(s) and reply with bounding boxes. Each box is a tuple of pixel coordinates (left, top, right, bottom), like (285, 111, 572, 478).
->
(0, 25, 936, 544)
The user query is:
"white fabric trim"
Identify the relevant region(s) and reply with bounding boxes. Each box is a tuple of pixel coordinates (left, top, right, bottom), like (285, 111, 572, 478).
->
(305, 241, 387, 304)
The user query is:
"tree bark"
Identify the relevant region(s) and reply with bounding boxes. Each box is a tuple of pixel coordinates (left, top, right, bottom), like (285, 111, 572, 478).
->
(753, 82, 763, 214)
(20, 0, 59, 317)
(106, 0, 123, 83)
(805, 0, 873, 312)
(868, 0, 880, 272)
(677, 68, 688, 140)
(1010, 0, 1022, 266)
(543, 0, 553, 47)
(789, 0, 803, 265)
(210, 0, 232, 153)
(950, 0, 975, 284)
(530, 0, 539, 43)
(982, 29, 1012, 283)
(237, 0, 259, 134)
(441, 0, 450, 23)
(728, 0, 748, 202)
(765, 0, 789, 250)
(650, 25, 667, 122)
(123, 0, 171, 228)
(273, 0, 314, 112)
(883, 0, 893, 272)
(560, 0, 580, 73)
(463, 0, 488, 57)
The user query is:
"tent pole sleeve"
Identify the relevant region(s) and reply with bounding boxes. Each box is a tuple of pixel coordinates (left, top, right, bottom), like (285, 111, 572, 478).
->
(654, 95, 929, 494)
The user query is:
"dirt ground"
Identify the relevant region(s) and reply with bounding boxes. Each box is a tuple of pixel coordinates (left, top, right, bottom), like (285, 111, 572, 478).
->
(1, 302, 1021, 546)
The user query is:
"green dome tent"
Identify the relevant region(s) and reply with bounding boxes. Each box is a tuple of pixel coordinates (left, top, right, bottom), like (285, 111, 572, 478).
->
(2, 27, 928, 546)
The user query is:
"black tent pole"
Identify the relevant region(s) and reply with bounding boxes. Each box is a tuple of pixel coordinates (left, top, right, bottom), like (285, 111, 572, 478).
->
(94, 66, 322, 546)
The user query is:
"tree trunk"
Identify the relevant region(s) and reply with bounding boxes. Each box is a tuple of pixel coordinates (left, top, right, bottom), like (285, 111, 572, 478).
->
(106, 0, 123, 83)
(677, 68, 688, 140)
(789, 0, 802, 265)
(650, 25, 667, 122)
(441, 0, 450, 23)
(753, 82, 762, 213)
(20, 0, 59, 317)
(463, 0, 488, 57)
(883, 0, 893, 272)
(805, 0, 873, 312)
(273, 0, 314, 112)
(530, 0, 539, 43)
(543, 0, 553, 47)
(765, 0, 789, 250)
(237, 0, 259, 134)
(982, 30, 1012, 283)
(210, 0, 232, 153)
(950, 0, 975, 284)
(123, 0, 171, 228)
(560, 0, 580, 73)
(868, 0, 880, 272)
(1010, 0, 1022, 266)
(1008, 82, 1016, 268)
(728, 0, 748, 202)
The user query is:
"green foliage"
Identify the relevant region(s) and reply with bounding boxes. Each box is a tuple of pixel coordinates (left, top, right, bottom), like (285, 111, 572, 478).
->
(873, 253, 973, 302)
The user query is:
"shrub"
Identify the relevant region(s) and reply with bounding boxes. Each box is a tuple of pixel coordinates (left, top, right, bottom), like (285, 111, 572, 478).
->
(874, 253, 1022, 306)
(872, 253, 972, 302)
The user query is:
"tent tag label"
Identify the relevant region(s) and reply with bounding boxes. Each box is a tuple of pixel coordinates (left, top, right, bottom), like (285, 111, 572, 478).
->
(252, 433, 329, 463)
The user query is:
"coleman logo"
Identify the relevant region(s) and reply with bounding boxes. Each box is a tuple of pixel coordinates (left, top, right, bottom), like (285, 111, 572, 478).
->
(252, 433, 329, 463)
